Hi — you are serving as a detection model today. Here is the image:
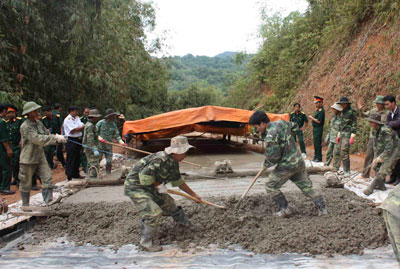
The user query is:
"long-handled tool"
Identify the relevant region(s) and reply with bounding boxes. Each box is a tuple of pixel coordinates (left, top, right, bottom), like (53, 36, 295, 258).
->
(167, 189, 226, 209)
(104, 141, 201, 167)
(235, 167, 265, 209)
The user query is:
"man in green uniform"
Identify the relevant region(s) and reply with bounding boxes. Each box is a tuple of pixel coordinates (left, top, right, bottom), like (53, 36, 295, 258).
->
(53, 103, 66, 168)
(380, 184, 400, 265)
(5, 105, 23, 187)
(308, 96, 325, 162)
(363, 113, 400, 195)
(334, 96, 358, 174)
(249, 111, 327, 217)
(97, 108, 126, 174)
(124, 136, 202, 252)
(41, 106, 59, 169)
(358, 96, 389, 179)
(79, 107, 90, 173)
(19, 102, 67, 206)
(290, 103, 308, 158)
(83, 109, 101, 178)
(325, 103, 342, 167)
(0, 104, 15, 195)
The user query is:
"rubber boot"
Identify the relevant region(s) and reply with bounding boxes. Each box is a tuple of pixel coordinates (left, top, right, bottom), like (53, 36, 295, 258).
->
(139, 221, 162, 252)
(42, 188, 53, 205)
(272, 192, 291, 217)
(20, 191, 30, 206)
(106, 163, 111, 174)
(343, 159, 351, 175)
(375, 178, 387, 191)
(312, 196, 328, 216)
(363, 178, 379, 196)
(171, 206, 190, 225)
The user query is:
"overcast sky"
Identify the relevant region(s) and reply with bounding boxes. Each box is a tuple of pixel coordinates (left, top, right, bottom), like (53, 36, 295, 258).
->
(150, 0, 308, 57)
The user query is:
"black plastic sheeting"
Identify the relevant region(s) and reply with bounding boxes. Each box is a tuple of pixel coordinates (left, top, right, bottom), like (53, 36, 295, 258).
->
(0, 234, 397, 268)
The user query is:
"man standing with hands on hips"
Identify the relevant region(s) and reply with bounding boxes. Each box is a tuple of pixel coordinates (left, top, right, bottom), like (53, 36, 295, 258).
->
(308, 96, 325, 163)
(63, 106, 85, 181)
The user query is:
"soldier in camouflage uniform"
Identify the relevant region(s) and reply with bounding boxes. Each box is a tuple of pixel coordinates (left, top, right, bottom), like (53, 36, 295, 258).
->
(334, 96, 357, 174)
(290, 103, 308, 157)
(41, 106, 59, 169)
(124, 136, 201, 252)
(363, 113, 400, 195)
(83, 109, 101, 178)
(97, 109, 126, 174)
(324, 103, 342, 167)
(358, 96, 389, 178)
(249, 111, 327, 217)
(79, 107, 90, 173)
(19, 102, 67, 207)
(380, 184, 400, 265)
(5, 105, 23, 187)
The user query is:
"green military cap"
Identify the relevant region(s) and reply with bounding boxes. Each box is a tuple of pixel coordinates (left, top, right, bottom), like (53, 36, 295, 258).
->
(367, 112, 384, 125)
(22, 101, 41, 116)
(313, 96, 324, 103)
(373, 95, 385, 104)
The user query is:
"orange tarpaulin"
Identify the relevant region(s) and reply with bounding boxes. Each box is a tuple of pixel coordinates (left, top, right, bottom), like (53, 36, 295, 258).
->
(123, 106, 289, 141)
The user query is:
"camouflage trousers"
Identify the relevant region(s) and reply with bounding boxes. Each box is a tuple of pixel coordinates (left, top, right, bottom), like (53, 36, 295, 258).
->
(85, 152, 100, 178)
(125, 186, 178, 227)
(265, 165, 320, 200)
(325, 142, 338, 166)
(98, 143, 113, 166)
(374, 151, 400, 181)
(19, 157, 52, 192)
(333, 136, 349, 170)
(383, 211, 400, 265)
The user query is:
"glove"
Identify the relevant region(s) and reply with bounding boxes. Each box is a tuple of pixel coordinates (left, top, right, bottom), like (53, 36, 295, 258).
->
(93, 149, 100, 157)
(99, 136, 106, 144)
(336, 137, 340, 144)
(156, 183, 168, 194)
(54, 134, 67, 144)
(349, 133, 356, 145)
(119, 140, 127, 147)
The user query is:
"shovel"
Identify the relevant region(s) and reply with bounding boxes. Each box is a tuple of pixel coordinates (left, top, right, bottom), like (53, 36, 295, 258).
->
(235, 167, 265, 209)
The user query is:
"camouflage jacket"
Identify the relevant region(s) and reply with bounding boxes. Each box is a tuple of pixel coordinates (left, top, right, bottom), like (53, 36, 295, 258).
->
(380, 184, 400, 218)
(96, 119, 121, 142)
(339, 106, 357, 137)
(290, 111, 308, 129)
(262, 120, 304, 171)
(372, 125, 400, 162)
(124, 151, 185, 190)
(20, 119, 57, 164)
(326, 114, 341, 143)
(83, 120, 98, 154)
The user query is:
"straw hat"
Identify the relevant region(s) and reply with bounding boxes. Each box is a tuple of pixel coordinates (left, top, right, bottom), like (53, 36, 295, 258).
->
(165, 136, 194, 155)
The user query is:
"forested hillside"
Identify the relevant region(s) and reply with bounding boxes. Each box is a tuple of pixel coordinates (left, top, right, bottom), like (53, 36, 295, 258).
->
(164, 52, 249, 92)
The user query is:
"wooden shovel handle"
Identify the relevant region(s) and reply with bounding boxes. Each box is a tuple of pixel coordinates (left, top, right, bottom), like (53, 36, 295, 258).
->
(167, 189, 226, 209)
(235, 167, 265, 208)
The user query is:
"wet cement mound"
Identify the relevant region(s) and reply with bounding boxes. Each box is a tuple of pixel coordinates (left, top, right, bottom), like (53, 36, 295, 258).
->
(31, 189, 388, 256)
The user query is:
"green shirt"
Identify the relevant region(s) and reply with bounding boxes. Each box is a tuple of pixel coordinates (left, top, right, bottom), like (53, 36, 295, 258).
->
(83, 120, 98, 154)
(290, 111, 308, 129)
(80, 116, 88, 125)
(50, 111, 63, 134)
(42, 115, 61, 134)
(340, 106, 357, 136)
(326, 114, 342, 143)
(312, 107, 325, 128)
(0, 118, 9, 153)
(5, 117, 23, 146)
(96, 119, 121, 142)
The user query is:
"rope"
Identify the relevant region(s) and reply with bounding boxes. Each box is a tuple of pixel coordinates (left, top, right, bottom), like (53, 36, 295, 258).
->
(65, 138, 136, 161)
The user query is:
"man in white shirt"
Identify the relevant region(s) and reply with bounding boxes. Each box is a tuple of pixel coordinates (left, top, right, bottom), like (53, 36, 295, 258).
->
(63, 105, 85, 181)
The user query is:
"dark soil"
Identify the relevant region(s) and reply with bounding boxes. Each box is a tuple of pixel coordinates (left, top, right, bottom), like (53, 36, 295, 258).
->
(30, 189, 388, 256)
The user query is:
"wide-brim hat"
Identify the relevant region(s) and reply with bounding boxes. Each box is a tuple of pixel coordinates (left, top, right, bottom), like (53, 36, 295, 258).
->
(331, 103, 343, 112)
(367, 112, 384, 125)
(337, 96, 351, 104)
(373, 95, 385, 104)
(22, 101, 41, 116)
(165, 136, 194, 155)
(105, 108, 119, 118)
(88, 109, 101, 118)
